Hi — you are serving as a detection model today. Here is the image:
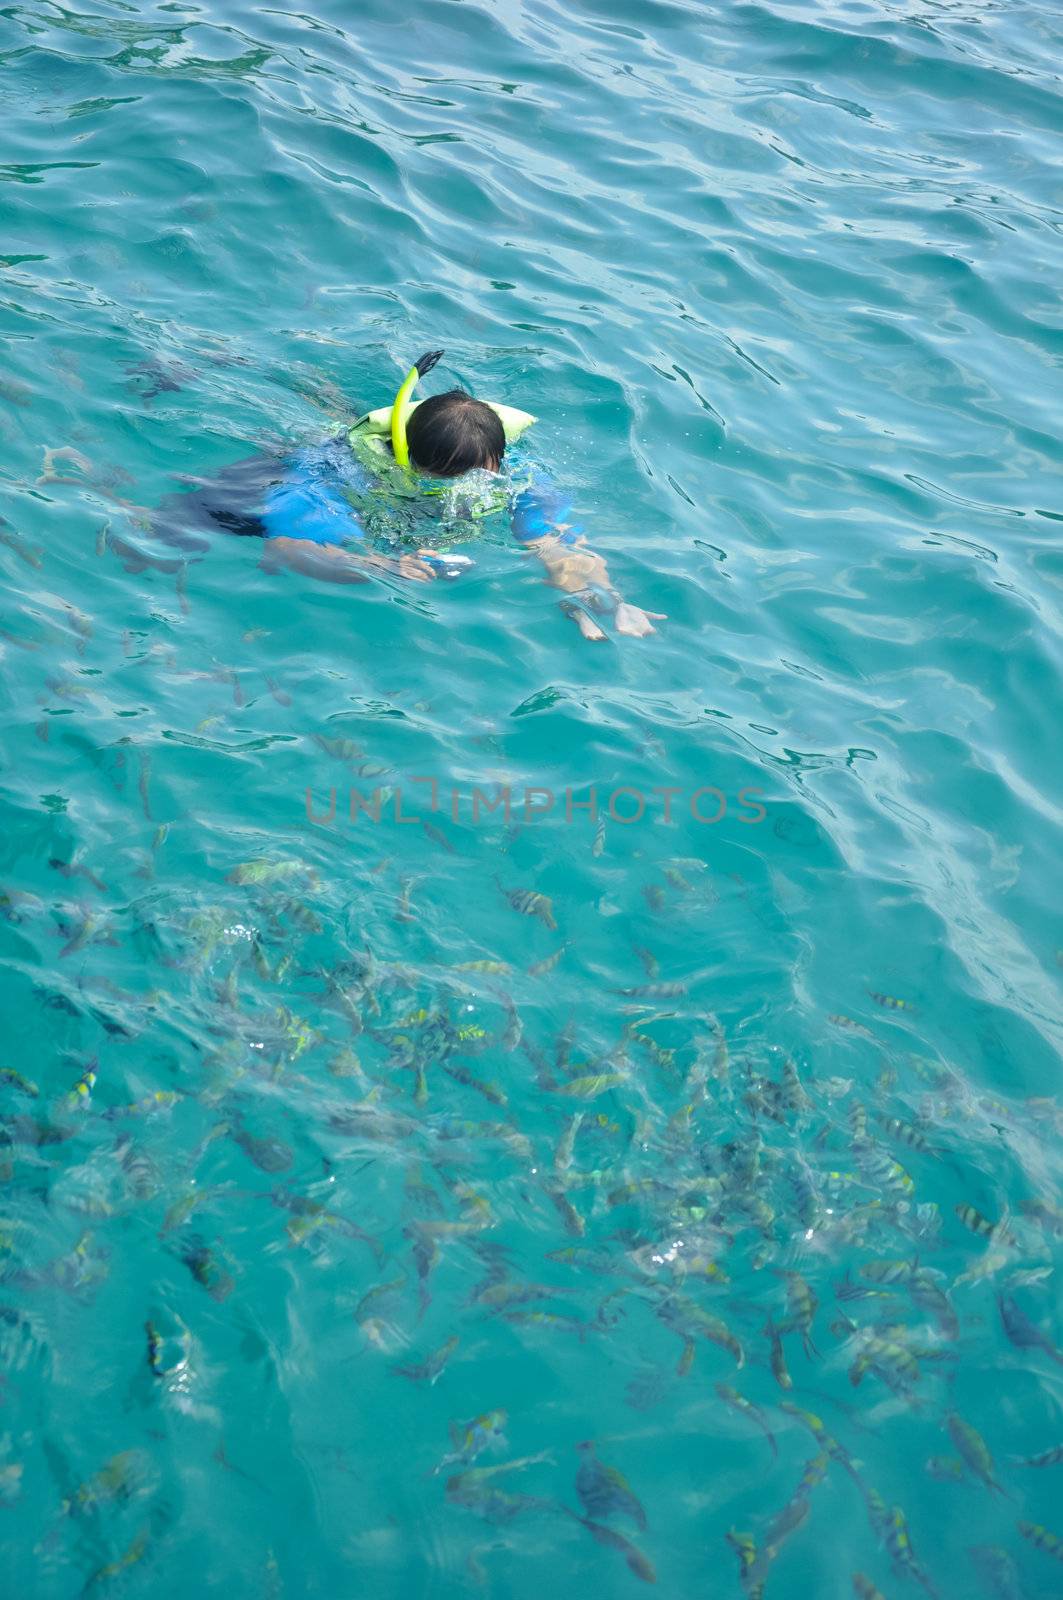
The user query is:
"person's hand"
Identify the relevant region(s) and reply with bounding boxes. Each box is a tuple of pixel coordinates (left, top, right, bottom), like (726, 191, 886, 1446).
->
(614, 601, 666, 637)
(397, 551, 437, 581)
(357, 549, 436, 582)
(560, 599, 607, 641)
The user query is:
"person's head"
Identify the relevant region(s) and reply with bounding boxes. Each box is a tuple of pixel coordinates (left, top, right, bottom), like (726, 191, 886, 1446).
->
(405, 389, 505, 478)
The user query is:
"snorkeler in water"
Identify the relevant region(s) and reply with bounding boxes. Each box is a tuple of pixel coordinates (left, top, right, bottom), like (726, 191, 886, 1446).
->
(161, 351, 664, 640)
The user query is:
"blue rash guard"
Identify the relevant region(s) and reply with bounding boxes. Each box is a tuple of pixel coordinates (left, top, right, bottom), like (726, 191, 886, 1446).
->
(260, 440, 369, 545)
(259, 439, 582, 552)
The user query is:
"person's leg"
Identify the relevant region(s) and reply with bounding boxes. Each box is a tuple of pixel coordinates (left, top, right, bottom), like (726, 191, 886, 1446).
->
(153, 454, 283, 553)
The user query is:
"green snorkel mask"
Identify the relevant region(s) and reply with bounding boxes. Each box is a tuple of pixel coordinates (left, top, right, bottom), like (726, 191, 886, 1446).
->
(390, 348, 443, 469)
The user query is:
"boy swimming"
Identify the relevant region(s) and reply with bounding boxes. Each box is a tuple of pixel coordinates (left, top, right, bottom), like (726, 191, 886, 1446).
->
(167, 351, 663, 640)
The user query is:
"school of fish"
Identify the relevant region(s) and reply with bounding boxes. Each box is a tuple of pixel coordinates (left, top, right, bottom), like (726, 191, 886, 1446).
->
(2, 820, 1062, 1595)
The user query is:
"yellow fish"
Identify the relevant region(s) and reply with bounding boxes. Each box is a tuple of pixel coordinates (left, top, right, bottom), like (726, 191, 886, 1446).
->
(554, 1074, 626, 1099)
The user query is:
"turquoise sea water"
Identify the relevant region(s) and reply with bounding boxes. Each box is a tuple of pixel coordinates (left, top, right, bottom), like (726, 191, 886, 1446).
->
(2, 0, 1062, 1594)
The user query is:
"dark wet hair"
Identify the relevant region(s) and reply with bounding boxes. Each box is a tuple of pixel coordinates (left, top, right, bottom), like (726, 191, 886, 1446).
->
(406, 389, 505, 478)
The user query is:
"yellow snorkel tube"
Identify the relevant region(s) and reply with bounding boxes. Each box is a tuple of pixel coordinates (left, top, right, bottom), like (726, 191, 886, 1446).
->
(390, 349, 444, 468)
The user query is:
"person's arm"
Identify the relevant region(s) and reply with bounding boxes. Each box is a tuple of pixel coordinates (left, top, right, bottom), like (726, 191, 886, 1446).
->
(510, 477, 664, 639)
(259, 449, 439, 583)
(262, 537, 442, 584)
